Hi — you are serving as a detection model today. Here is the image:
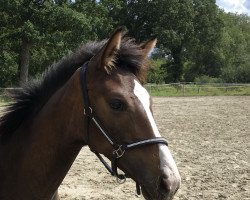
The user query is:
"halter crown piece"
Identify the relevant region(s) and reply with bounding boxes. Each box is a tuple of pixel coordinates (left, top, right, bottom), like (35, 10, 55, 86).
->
(80, 62, 168, 195)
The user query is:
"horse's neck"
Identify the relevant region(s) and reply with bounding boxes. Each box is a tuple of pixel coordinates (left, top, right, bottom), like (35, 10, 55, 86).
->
(0, 69, 85, 200)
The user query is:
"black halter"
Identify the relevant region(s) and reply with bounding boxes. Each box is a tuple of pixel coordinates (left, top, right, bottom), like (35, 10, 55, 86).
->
(80, 62, 168, 195)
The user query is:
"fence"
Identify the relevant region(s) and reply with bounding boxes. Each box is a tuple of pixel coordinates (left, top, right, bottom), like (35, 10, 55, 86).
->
(145, 83, 250, 96)
(0, 88, 21, 102)
(1, 83, 250, 101)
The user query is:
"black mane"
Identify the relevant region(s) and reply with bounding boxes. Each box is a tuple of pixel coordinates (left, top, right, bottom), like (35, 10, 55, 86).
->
(0, 38, 147, 143)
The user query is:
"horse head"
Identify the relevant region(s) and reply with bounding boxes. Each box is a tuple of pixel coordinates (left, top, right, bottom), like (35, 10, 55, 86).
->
(81, 28, 181, 200)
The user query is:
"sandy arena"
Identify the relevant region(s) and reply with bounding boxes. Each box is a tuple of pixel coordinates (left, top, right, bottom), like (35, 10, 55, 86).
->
(57, 96, 248, 199)
(0, 95, 248, 199)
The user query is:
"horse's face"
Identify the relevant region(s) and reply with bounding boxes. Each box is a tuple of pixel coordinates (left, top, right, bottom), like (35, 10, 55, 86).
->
(85, 29, 180, 200)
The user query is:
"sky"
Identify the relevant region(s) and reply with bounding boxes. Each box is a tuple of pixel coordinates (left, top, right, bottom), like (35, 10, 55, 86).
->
(216, 0, 250, 15)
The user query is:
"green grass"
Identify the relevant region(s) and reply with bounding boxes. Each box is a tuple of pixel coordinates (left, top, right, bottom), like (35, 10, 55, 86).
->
(0, 96, 11, 106)
(0, 85, 249, 105)
(145, 84, 250, 97)
(0, 101, 9, 106)
(0, 88, 12, 106)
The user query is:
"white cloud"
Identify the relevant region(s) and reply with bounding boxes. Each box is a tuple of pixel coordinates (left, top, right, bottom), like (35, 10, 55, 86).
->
(216, 0, 250, 15)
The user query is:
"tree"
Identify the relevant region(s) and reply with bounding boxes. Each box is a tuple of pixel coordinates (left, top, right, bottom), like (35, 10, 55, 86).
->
(184, 0, 223, 81)
(1, 0, 249, 86)
(105, 0, 223, 83)
(219, 13, 250, 83)
(0, 0, 93, 86)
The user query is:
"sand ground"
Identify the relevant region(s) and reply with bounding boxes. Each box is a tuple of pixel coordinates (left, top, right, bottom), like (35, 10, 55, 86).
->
(27, 96, 250, 199)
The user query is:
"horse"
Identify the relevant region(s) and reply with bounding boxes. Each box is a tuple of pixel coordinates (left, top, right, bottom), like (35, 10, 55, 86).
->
(0, 28, 181, 200)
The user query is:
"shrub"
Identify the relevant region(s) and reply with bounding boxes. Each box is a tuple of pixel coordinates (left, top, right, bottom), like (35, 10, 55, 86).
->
(194, 75, 222, 84)
(147, 59, 167, 84)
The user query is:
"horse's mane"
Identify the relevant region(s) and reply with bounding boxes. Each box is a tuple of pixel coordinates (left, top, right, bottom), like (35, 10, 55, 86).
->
(0, 38, 148, 143)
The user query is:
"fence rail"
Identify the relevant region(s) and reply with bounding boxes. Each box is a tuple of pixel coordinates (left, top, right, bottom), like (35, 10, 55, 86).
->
(0, 88, 21, 102)
(1, 83, 250, 100)
(145, 83, 250, 96)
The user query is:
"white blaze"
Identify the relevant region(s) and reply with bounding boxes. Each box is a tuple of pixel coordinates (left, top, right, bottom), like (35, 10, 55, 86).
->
(133, 80, 180, 176)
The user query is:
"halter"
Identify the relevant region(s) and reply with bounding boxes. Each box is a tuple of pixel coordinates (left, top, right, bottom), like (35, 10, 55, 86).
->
(80, 62, 168, 195)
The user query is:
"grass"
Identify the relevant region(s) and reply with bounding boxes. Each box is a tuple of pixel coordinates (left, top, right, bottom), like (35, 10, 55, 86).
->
(0, 85, 249, 105)
(145, 84, 250, 97)
(0, 96, 11, 106)
(0, 101, 9, 106)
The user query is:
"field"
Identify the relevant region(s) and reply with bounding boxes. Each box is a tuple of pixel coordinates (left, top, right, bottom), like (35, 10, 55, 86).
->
(145, 84, 250, 96)
(58, 96, 250, 200)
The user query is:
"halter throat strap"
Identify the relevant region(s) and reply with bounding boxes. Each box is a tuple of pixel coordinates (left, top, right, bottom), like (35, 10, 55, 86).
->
(80, 62, 168, 195)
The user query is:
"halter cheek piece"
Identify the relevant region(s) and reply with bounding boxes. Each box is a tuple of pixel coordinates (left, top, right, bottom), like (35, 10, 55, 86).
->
(80, 62, 168, 195)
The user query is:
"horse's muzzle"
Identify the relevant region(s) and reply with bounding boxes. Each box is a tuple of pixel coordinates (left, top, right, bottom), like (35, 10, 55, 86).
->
(141, 169, 180, 200)
(159, 171, 181, 199)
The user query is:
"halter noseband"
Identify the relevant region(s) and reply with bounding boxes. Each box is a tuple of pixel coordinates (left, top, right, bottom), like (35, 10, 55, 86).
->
(80, 62, 168, 195)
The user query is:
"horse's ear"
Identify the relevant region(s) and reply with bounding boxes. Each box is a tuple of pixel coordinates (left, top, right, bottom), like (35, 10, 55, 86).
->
(101, 28, 123, 69)
(140, 38, 157, 58)
(89, 27, 124, 73)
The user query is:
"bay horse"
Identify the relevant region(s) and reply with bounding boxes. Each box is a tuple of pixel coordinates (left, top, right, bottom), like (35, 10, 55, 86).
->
(0, 28, 180, 200)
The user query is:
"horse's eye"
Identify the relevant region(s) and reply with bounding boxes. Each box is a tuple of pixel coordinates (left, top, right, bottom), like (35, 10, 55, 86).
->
(109, 99, 124, 111)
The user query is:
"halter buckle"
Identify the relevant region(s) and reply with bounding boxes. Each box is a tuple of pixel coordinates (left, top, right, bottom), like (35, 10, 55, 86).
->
(83, 106, 93, 116)
(113, 145, 125, 158)
(116, 174, 126, 184)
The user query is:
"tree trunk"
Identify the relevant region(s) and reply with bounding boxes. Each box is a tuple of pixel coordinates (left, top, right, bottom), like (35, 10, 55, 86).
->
(19, 39, 31, 85)
(171, 46, 183, 82)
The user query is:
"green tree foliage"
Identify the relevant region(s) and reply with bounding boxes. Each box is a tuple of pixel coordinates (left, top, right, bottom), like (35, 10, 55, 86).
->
(0, 0, 249, 87)
(219, 13, 250, 83)
(184, 0, 224, 81)
(147, 59, 167, 84)
(152, 0, 195, 82)
(0, 0, 94, 86)
(105, 0, 224, 83)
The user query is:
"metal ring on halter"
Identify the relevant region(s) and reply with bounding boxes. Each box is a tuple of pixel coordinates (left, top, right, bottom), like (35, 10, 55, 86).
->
(116, 174, 126, 184)
(113, 145, 125, 158)
(83, 106, 93, 116)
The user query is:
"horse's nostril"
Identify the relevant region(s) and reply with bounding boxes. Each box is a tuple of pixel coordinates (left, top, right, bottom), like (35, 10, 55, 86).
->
(160, 173, 180, 197)
(160, 175, 171, 195)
